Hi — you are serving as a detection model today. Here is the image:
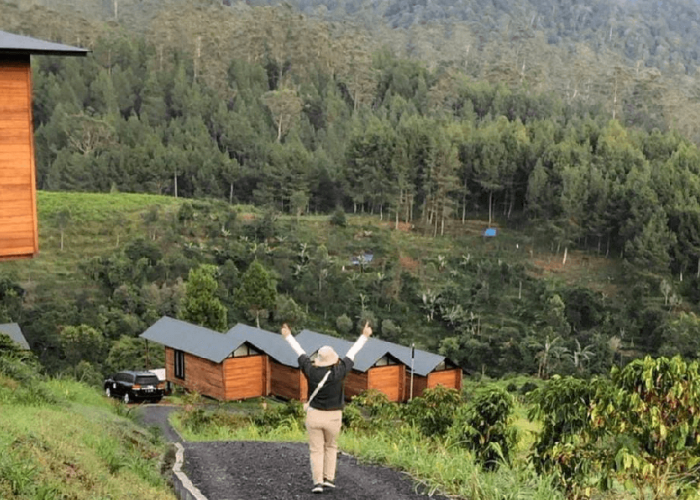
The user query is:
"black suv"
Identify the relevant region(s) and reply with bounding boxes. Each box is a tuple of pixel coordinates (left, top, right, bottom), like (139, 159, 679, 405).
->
(104, 371, 164, 404)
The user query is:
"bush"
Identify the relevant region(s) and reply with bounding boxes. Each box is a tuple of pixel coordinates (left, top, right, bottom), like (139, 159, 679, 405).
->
(403, 385, 461, 437)
(252, 400, 304, 430)
(329, 208, 347, 227)
(519, 381, 538, 396)
(448, 387, 517, 470)
(346, 389, 399, 431)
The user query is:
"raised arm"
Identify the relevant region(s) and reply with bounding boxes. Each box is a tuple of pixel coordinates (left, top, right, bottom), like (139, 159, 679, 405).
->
(281, 323, 306, 356)
(346, 322, 372, 361)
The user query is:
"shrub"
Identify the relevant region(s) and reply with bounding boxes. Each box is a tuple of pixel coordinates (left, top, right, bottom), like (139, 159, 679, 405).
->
(329, 208, 347, 227)
(253, 400, 304, 430)
(403, 385, 461, 437)
(347, 389, 399, 431)
(448, 387, 517, 470)
(518, 381, 538, 396)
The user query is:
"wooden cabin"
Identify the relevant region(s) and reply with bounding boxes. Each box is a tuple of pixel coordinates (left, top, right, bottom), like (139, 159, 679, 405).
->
(0, 31, 87, 260)
(141, 317, 272, 401)
(226, 324, 309, 401)
(297, 330, 410, 403)
(378, 339, 463, 401)
(298, 330, 463, 403)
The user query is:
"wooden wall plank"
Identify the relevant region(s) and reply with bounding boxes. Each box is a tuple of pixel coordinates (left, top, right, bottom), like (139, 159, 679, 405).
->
(427, 369, 463, 391)
(0, 56, 36, 260)
(223, 356, 265, 400)
(367, 365, 404, 402)
(404, 373, 428, 401)
(270, 361, 305, 400)
(345, 371, 369, 399)
(163, 347, 226, 400)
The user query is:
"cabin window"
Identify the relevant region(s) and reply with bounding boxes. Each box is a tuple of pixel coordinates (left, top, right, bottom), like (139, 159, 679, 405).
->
(231, 343, 261, 358)
(174, 350, 185, 379)
(374, 356, 397, 367)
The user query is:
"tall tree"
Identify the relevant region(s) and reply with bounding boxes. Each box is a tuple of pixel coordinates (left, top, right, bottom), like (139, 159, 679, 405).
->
(180, 264, 228, 331)
(234, 260, 277, 328)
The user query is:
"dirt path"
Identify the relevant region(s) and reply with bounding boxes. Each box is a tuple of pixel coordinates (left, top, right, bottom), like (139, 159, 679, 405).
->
(138, 406, 451, 500)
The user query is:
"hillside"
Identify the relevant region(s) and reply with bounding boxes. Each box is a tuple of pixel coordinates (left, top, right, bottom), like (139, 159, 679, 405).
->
(0, 338, 175, 499)
(2, 191, 682, 383)
(0, 0, 698, 379)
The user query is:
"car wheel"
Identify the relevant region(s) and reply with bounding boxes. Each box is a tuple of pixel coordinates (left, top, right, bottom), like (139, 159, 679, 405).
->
(105, 387, 111, 398)
(152, 397, 162, 404)
(123, 392, 130, 404)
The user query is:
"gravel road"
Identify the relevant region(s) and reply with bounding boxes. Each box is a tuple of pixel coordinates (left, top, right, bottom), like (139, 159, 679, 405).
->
(138, 405, 451, 500)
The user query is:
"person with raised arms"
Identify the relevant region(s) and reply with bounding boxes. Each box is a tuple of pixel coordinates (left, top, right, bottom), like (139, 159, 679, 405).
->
(281, 321, 372, 494)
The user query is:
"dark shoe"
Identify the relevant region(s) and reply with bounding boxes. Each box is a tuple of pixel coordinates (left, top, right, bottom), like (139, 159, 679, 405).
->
(322, 479, 335, 489)
(312, 484, 324, 493)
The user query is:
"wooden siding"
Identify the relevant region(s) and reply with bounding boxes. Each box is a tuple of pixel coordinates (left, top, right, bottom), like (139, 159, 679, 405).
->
(404, 373, 429, 401)
(427, 368, 463, 391)
(0, 55, 38, 260)
(270, 360, 307, 401)
(345, 371, 369, 399)
(165, 347, 226, 400)
(222, 355, 266, 400)
(367, 365, 405, 402)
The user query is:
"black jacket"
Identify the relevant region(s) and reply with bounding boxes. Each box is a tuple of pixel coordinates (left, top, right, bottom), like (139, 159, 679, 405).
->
(298, 354, 354, 411)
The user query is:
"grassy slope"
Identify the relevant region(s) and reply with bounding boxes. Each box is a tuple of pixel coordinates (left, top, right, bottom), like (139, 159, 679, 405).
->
(1, 190, 628, 347)
(0, 376, 175, 499)
(3, 190, 625, 288)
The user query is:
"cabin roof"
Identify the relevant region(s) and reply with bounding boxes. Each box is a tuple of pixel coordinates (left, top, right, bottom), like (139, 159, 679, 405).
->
(140, 316, 241, 363)
(226, 323, 299, 367)
(297, 330, 398, 373)
(298, 330, 447, 376)
(0, 30, 89, 56)
(0, 323, 29, 350)
(140, 318, 455, 375)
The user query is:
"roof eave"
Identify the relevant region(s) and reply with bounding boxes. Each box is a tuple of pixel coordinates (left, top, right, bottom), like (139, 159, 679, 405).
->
(0, 48, 89, 57)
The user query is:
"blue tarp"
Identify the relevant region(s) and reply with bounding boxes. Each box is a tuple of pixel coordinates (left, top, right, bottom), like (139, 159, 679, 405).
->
(482, 228, 498, 237)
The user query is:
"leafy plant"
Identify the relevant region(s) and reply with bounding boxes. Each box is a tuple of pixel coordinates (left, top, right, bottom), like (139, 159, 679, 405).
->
(448, 387, 517, 470)
(403, 385, 461, 437)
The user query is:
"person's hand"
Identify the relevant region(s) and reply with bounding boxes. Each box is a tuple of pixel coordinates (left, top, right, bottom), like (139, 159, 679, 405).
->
(281, 323, 292, 338)
(362, 321, 372, 338)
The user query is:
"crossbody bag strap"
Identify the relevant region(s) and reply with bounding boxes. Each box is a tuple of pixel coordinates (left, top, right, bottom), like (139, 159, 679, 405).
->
(305, 369, 331, 410)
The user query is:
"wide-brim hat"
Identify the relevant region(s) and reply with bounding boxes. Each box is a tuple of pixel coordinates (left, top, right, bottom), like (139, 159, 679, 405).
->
(313, 346, 339, 367)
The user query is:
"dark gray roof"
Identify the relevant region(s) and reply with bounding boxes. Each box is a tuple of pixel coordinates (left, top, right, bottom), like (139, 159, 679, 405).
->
(0, 323, 29, 350)
(140, 318, 453, 375)
(374, 338, 447, 376)
(140, 316, 245, 364)
(226, 323, 300, 368)
(297, 329, 446, 376)
(297, 330, 397, 373)
(0, 30, 89, 56)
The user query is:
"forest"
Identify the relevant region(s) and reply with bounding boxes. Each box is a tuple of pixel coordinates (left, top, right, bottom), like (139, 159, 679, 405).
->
(0, 0, 698, 381)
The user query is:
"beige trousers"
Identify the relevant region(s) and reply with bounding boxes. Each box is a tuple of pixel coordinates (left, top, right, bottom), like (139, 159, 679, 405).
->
(305, 409, 343, 484)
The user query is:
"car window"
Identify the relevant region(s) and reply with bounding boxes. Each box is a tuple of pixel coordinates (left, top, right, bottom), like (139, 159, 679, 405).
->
(135, 375, 159, 386)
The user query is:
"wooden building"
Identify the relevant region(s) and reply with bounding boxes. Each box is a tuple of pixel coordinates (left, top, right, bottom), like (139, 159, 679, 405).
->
(387, 341, 463, 400)
(226, 324, 309, 401)
(297, 330, 409, 402)
(140, 318, 462, 403)
(141, 317, 272, 401)
(0, 31, 87, 260)
(298, 330, 462, 403)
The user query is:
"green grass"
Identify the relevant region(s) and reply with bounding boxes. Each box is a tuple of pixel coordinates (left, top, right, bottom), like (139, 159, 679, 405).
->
(172, 402, 563, 500)
(0, 377, 175, 500)
(37, 191, 183, 222)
